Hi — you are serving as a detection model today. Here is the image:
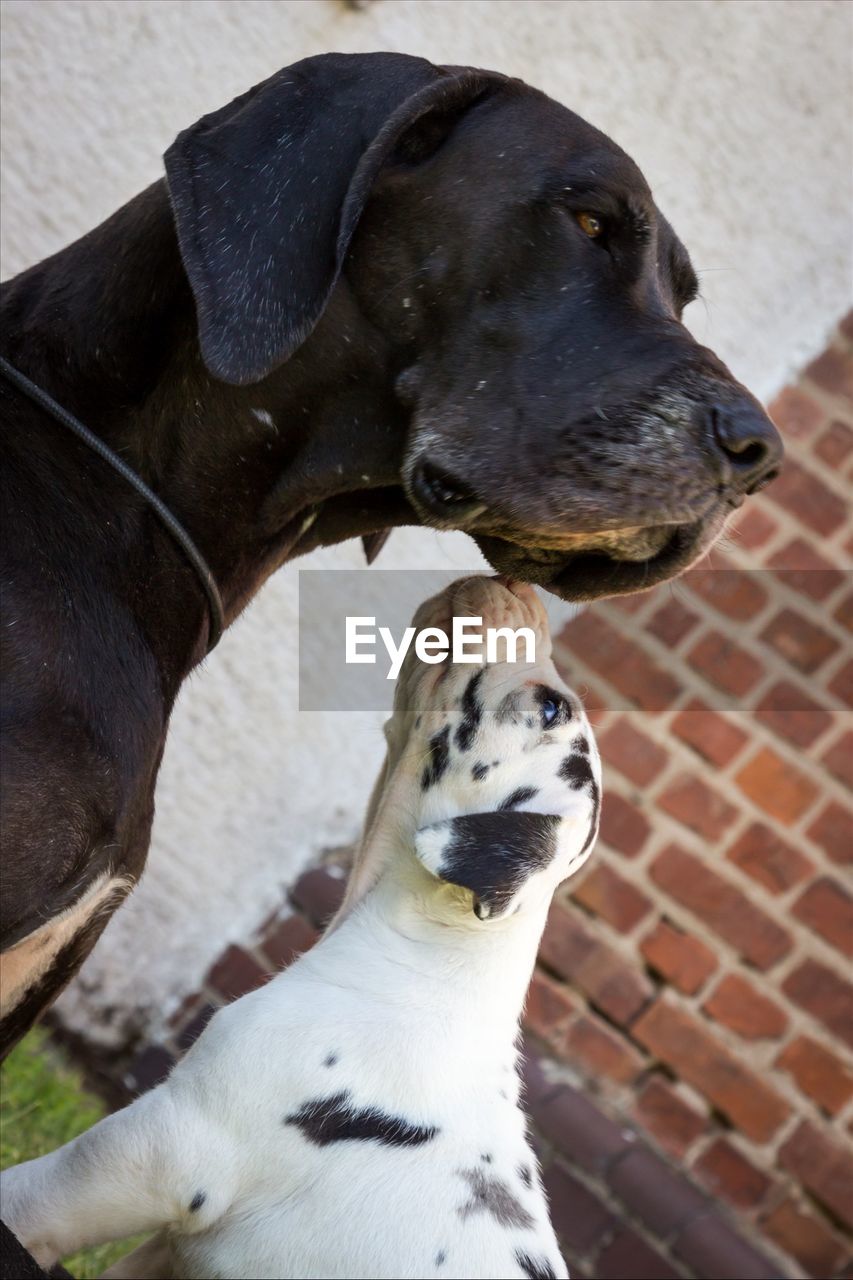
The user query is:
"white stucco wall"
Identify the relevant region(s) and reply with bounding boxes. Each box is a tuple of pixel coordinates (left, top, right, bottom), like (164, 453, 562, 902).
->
(1, 0, 850, 1046)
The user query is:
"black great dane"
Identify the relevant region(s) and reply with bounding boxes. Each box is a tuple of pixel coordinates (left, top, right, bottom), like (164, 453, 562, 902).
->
(0, 53, 782, 1059)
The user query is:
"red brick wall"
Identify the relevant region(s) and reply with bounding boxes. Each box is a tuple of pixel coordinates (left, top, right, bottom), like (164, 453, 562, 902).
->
(529, 314, 853, 1277)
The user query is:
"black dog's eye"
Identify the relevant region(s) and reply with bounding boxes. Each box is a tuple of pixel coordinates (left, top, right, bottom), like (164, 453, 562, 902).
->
(541, 698, 560, 727)
(575, 211, 605, 239)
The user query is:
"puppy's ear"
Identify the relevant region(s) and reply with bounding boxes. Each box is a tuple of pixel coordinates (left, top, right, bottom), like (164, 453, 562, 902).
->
(414, 811, 561, 921)
(164, 53, 503, 385)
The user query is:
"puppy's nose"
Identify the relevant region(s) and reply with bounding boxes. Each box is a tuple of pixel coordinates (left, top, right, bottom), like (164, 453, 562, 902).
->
(411, 460, 486, 522)
(709, 402, 783, 496)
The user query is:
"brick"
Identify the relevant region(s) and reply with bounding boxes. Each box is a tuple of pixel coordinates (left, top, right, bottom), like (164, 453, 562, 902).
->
(834, 590, 853, 633)
(597, 1228, 680, 1280)
(290, 866, 347, 926)
(540, 900, 653, 1024)
(572, 863, 651, 932)
(829, 663, 853, 710)
(657, 772, 738, 840)
(532, 1082, 633, 1175)
(634, 1076, 708, 1157)
(694, 1137, 771, 1210)
(816, 418, 853, 466)
(564, 1012, 645, 1085)
(260, 914, 318, 970)
(827, 732, 853, 805)
(766, 457, 848, 535)
(761, 608, 840, 674)
(768, 538, 846, 602)
(688, 629, 764, 697)
(806, 800, 852, 864)
(703, 973, 788, 1040)
(647, 596, 701, 646)
(650, 844, 792, 970)
(755, 680, 834, 748)
(598, 791, 650, 858)
(779, 1120, 853, 1229)
(728, 503, 778, 551)
(206, 945, 268, 1001)
(671, 701, 749, 767)
(783, 959, 853, 1049)
(607, 1145, 708, 1236)
(640, 919, 718, 994)
(541, 1159, 614, 1256)
(726, 822, 814, 894)
(806, 345, 853, 401)
(776, 1035, 853, 1116)
(599, 718, 669, 786)
(524, 969, 577, 1045)
(768, 385, 825, 440)
(762, 1197, 849, 1280)
(686, 562, 769, 621)
(841, 309, 853, 342)
(792, 876, 853, 958)
(556, 611, 682, 710)
(736, 746, 819, 824)
(123, 1044, 175, 1095)
(674, 1213, 781, 1280)
(632, 998, 790, 1141)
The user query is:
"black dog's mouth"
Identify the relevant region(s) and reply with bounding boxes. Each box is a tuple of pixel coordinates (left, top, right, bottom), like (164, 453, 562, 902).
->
(474, 518, 716, 603)
(286, 486, 722, 604)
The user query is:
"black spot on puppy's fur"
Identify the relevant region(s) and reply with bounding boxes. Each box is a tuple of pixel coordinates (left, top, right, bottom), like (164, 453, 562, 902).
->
(558, 752, 600, 854)
(515, 1252, 557, 1279)
(188, 1190, 206, 1213)
(472, 761, 490, 781)
(455, 669, 484, 751)
(457, 1167, 533, 1227)
(324, 1052, 338, 1067)
(435, 1250, 447, 1267)
(518, 1164, 532, 1189)
(573, 735, 589, 755)
(422, 725, 451, 790)
(436, 811, 559, 919)
(285, 1090, 437, 1147)
(499, 785, 538, 811)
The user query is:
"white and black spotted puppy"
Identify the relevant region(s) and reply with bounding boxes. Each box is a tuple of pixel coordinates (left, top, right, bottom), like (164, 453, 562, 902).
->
(0, 576, 601, 1280)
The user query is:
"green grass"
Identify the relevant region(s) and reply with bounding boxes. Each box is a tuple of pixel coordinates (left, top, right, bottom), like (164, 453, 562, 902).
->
(1, 1028, 144, 1278)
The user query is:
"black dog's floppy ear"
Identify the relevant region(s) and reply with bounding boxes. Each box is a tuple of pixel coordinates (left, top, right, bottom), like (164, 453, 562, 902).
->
(164, 52, 504, 385)
(414, 811, 561, 921)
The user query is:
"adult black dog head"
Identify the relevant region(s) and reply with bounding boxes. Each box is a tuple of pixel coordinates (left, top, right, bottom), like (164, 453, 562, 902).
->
(165, 51, 782, 602)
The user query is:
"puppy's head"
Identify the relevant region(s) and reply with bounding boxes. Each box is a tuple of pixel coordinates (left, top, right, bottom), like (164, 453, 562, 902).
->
(383, 576, 601, 923)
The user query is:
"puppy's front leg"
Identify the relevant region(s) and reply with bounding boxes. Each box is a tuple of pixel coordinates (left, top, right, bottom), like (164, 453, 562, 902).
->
(0, 1087, 228, 1270)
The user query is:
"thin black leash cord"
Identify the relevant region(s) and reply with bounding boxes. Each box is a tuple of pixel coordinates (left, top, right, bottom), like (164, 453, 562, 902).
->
(0, 354, 224, 652)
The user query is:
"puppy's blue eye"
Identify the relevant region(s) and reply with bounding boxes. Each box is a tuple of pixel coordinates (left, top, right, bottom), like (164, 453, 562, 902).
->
(541, 699, 560, 726)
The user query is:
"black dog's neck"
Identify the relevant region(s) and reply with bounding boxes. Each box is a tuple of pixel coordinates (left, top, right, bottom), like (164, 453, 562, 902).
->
(1, 181, 413, 682)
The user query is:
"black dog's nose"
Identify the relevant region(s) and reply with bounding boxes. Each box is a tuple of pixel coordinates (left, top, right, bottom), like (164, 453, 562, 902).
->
(411, 460, 486, 522)
(710, 402, 783, 496)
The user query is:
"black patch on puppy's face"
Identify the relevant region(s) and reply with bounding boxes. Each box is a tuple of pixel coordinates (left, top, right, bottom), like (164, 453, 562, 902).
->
(455, 669, 485, 751)
(286, 1090, 437, 1147)
(188, 1190, 206, 1213)
(498, 785, 539, 811)
(559, 751, 600, 853)
(422, 725, 451, 790)
(433, 810, 560, 919)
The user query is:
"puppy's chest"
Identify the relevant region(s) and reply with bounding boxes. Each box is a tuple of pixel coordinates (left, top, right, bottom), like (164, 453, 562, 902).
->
(175, 1095, 559, 1280)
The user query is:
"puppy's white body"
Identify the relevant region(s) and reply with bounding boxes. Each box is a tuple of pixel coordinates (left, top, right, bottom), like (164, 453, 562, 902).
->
(2, 579, 599, 1280)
